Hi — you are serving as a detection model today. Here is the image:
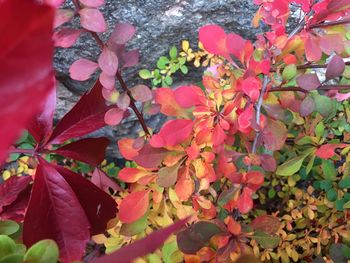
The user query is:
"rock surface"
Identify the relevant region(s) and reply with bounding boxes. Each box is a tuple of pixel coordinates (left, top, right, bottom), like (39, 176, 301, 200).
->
(54, 0, 264, 158)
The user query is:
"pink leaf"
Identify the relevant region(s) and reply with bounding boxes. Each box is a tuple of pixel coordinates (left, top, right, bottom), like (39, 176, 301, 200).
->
(174, 85, 205, 108)
(0, 0, 55, 164)
(262, 119, 287, 151)
(79, 8, 106, 33)
(133, 144, 168, 169)
(104, 107, 124, 125)
(199, 25, 230, 60)
(79, 0, 104, 8)
(130, 85, 153, 102)
(296, 73, 321, 91)
(91, 218, 188, 263)
(91, 168, 122, 192)
(54, 9, 74, 28)
(44, 0, 65, 7)
(116, 93, 130, 110)
(237, 188, 254, 214)
(23, 162, 90, 263)
(319, 34, 344, 55)
(69, 58, 98, 81)
(326, 55, 345, 80)
(300, 95, 315, 117)
(150, 119, 194, 148)
(98, 47, 119, 76)
(48, 81, 111, 144)
(305, 35, 322, 62)
(260, 154, 276, 172)
(315, 143, 348, 159)
(226, 33, 246, 59)
(54, 28, 82, 48)
(51, 137, 109, 166)
(109, 23, 136, 45)
(328, 0, 350, 13)
(121, 49, 140, 68)
(99, 72, 115, 90)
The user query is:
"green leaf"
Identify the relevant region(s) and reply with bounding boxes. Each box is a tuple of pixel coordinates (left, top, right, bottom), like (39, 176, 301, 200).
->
(120, 214, 147, 236)
(339, 177, 350, 189)
(24, 240, 59, 263)
(282, 64, 297, 81)
(180, 65, 188, 74)
(147, 253, 162, 263)
(0, 221, 19, 235)
(162, 241, 181, 263)
(157, 56, 169, 69)
(343, 200, 350, 209)
(0, 235, 16, 260)
(0, 254, 23, 263)
(139, 69, 153, 79)
(169, 46, 177, 59)
(251, 231, 280, 249)
(326, 188, 338, 201)
(320, 180, 332, 191)
(335, 199, 346, 211)
(164, 76, 173, 86)
(313, 94, 334, 117)
(342, 244, 350, 259)
(322, 159, 337, 180)
(315, 121, 325, 138)
(276, 149, 313, 176)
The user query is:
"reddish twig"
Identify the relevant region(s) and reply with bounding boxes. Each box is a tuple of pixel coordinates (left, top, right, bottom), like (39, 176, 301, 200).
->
(269, 85, 350, 93)
(309, 18, 350, 29)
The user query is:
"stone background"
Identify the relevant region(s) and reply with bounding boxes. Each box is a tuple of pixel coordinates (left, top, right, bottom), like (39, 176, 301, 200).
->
(54, 0, 265, 159)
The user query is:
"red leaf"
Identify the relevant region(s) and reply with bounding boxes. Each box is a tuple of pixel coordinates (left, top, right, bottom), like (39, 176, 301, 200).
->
(212, 125, 226, 146)
(326, 55, 345, 80)
(91, 168, 122, 192)
(305, 35, 322, 62)
(199, 25, 230, 60)
(300, 95, 315, 117)
(226, 33, 246, 59)
(262, 119, 287, 151)
(315, 143, 348, 159)
(328, 0, 350, 13)
(251, 215, 281, 235)
(54, 28, 82, 48)
(48, 81, 110, 144)
(133, 144, 168, 169)
(245, 171, 264, 191)
(119, 190, 150, 223)
(98, 47, 119, 76)
(118, 138, 141, 160)
(27, 87, 56, 145)
(23, 162, 90, 263)
(241, 76, 261, 102)
(155, 88, 188, 118)
(130, 85, 153, 102)
(79, 8, 106, 33)
(296, 73, 321, 91)
(260, 154, 276, 172)
(236, 188, 253, 214)
(79, 0, 105, 8)
(109, 23, 136, 45)
(44, 0, 65, 7)
(54, 9, 74, 28)
(54, 164, 117, 235)
(319, 34, 344, 55)
(91, 218, 188, 263)
(0, 176, 32, 214)
(51, 137, 109, 166)
(150, 119, 193, 148)
(104, 107, 124, 125)
(174, 85, 205, 108)
(0, 0, 55, 163)
(69, 58, 98, 81)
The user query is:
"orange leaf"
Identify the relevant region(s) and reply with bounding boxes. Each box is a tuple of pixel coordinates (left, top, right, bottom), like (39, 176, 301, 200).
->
(155, 88, 188, 118)
(119, 190, 150, 223)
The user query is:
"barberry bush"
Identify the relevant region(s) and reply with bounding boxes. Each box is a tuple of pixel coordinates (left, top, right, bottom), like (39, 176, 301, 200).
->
(2, 0, 350, 262)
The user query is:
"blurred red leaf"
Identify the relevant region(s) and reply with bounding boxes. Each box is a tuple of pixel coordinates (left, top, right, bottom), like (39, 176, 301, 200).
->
(262, 119, 287, 151)
(118, 138, 142, 160)
(91, 217, 188, 263)
(174, 85, 205, 108)
(51, 137, 109, 166)
(121, 50, 140, 68)
(69, 58, 98, 81)
(199, 25, 230, 61)
(27, 87, 56, 145)
(0, 0, 55, 163)
(296, 73, 321, 91)
(130, 85, 153, 102)
(109, 23, 136, 45)
(48, 81, 110, 144)
(98, 47, 119, 76)
(79, 8, 106, 33)
(236, 187, 253, 214)
(119, 190, 150, 223)
(54, 164, 117, 235)
(260, 154, 276, 172)
(328, 0, 350, 13)
(54, 28, 82, 48)
(305, 35, 322, 62)
(226, 33, 246, 59)
(251, 215, 281, 235)
(133, 144, 168, 168)
(150, 119, 193, 148)
(91, 168, 122, 192)
(44, 0, 65, 7)
(326, 55, 345, 80)
(54, 9, 74, 28)
(315, 143, 348, 159)
(23, 162, 90, 263)
(319, 34, 344, 55)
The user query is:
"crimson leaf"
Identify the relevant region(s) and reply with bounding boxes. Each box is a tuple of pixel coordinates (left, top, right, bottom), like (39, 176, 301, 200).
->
(326, 55, 345, 80)
(296, 73, 321, 91)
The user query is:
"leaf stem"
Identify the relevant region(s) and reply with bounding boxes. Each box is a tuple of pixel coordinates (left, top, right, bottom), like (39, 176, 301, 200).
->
(269, 85, 350, 93)
(309, 18, 350, 29)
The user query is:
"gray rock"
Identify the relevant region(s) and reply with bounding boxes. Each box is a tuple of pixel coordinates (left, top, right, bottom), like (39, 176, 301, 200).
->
(53, 0, 269, 158)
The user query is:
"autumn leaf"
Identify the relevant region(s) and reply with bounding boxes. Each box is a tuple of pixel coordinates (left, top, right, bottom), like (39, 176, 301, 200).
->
(79, 8, 106, 33)
(262, 119, 287, 151)
(119, 190, 150, 223)
(316, 143, 349, 159)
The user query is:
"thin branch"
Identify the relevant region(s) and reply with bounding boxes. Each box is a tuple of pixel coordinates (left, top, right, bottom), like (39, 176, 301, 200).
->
(7, 149, 35, 155)
(309, 18, 350, 29)
(252, 75, 269, 154)
(269, 85, 350, 93)
(270, 61, 350, 73)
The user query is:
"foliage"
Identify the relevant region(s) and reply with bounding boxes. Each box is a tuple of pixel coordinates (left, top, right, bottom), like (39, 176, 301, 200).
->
(2, 0, 350, 262)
